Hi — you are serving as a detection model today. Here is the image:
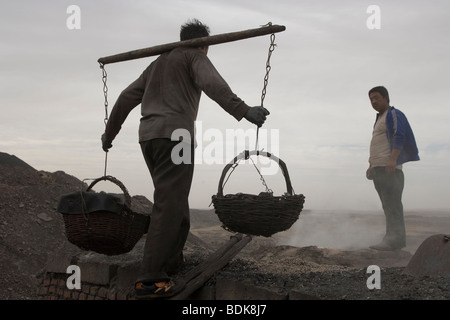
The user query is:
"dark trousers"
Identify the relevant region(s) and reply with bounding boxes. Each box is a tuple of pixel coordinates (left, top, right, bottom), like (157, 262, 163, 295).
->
(372, 167, 406, 248)
(137, 138, 194, 283)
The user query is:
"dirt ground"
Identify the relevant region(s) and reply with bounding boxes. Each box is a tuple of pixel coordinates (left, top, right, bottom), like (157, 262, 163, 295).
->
(189, 210, 450, 300)
(1, 151, 450, 300)
(0, 152, 153, 300)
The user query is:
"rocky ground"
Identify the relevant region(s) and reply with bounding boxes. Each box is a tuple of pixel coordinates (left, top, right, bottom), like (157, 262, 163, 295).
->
(0, 152, 152, 300)
(1, 151, 450, 301)
(188, 219, 450, 300)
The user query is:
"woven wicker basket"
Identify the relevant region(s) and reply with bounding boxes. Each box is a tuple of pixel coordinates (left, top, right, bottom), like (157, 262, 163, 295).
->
(211, 150, 305, 237)
(58, 176, 150, 255)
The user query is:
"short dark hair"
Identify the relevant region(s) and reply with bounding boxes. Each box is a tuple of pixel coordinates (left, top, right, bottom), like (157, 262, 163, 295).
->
(180, 19, 210, 41)
(369, 86, 390, 103)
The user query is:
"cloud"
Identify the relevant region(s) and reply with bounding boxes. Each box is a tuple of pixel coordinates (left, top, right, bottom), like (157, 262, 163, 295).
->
(1, 0, 449, 211)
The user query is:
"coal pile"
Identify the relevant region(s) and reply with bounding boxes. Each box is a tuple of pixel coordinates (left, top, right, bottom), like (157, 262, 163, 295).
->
(0, 152, 152, 299)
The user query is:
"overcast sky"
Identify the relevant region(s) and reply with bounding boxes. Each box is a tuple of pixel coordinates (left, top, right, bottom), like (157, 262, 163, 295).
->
(1, 1, 449, 213)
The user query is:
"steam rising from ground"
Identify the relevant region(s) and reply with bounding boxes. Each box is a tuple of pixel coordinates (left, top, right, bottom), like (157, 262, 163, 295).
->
(276, 210, 385, 250)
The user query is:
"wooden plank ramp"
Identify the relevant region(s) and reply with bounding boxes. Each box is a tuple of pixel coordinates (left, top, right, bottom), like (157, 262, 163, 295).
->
(169, 234, 252, 300)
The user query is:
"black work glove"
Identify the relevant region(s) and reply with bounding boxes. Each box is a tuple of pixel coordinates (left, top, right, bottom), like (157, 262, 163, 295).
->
(101, 133, 113, 152)
(244, 106, 270, 127)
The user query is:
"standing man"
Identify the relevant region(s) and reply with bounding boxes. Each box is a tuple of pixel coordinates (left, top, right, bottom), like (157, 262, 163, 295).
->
(366, 86, 419, 251)
(101, 19, 269, 299)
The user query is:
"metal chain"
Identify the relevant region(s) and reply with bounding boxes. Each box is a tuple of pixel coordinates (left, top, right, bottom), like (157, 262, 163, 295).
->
(260, 32, 276, 109)
(100, 63, 109, 126)
(255, 31, 276, 151)
(249, 156, 272, 193)
(210, 26, 278, 198)
(253, 27, 277, 193)
(99, 63, 109, 177)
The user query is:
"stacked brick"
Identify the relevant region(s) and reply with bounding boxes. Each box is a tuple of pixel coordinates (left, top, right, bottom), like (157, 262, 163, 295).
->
(37, 271, 310, 300)
(38, 272, 135, 300)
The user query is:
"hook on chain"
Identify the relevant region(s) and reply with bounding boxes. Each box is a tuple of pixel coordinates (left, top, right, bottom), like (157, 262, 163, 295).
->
(260, 22, 273, 28)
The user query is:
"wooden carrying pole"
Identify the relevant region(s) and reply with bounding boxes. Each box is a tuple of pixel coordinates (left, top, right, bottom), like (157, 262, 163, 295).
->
(98, 24, 286, 65)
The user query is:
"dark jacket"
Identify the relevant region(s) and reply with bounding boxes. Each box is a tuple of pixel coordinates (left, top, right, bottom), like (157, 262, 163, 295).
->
(105, 46, 250, 144)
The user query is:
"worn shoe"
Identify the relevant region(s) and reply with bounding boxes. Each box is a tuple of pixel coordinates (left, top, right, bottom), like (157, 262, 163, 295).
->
(135, 279, 186, 300)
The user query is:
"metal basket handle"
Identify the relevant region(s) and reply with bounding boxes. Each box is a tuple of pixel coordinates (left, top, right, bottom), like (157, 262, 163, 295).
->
(85, 175, 132, 208)
(217, 150, 295, 197)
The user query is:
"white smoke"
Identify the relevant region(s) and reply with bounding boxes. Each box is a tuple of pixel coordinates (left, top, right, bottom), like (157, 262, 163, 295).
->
(276, 210, 385, 250)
